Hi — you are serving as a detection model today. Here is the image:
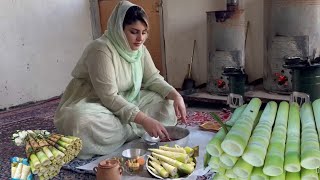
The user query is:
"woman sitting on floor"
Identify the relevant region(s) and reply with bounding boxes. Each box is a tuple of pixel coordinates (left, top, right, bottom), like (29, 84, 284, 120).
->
(54, 1, 186, 159)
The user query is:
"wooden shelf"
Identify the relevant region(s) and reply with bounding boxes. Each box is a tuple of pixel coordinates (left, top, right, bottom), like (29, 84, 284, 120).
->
(245, 90, 290, 102)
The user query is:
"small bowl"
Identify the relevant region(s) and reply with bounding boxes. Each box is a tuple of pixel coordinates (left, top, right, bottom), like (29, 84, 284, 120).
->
(122, 148, 146, 160)
(121, 148, 147, 174)
(142, 133, 160, 146)
(143, 126, 190, 147)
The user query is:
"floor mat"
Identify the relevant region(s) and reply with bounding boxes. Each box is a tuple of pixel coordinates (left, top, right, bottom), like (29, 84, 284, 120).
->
(179, 108, 231, 127)
(0, 97, 230, 179)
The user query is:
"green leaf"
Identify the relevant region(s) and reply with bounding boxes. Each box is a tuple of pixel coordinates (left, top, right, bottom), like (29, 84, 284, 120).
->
(209, 112, 228, 133)
(203, 152, 210, 168)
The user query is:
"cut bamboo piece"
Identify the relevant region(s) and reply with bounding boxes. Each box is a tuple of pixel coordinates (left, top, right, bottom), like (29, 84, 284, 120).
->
(242, 101, 278, 167)
(221, 98, 262, 157)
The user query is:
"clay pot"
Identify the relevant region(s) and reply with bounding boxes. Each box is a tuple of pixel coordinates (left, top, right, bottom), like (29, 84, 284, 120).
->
(93, 159, 123, 180)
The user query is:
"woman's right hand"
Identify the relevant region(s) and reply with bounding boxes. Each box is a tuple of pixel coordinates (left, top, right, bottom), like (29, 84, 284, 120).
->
(141, 117, 170, 140)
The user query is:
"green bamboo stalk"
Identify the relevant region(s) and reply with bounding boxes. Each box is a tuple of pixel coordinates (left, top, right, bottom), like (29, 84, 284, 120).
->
(300, 103, 320, 169)
(221, 98, 262, 157)
(263, 101, 289, 176)
(284, 103, 301, 172)
(242, 101, 278, 167)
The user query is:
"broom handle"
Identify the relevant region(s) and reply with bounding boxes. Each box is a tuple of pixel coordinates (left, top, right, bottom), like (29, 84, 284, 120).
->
(188, 40, 196, 79)
(191, 40, 196, 67)
(187, 64, 192, 79)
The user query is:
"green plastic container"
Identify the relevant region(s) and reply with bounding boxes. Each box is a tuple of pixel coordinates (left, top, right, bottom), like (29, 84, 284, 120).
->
(228, 75, 246, 96)
(223, 67, 246, 96)
(291, 66, 320, 101)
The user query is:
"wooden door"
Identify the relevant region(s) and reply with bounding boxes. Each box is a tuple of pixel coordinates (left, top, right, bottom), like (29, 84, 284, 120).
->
(98, 0, 163, 75)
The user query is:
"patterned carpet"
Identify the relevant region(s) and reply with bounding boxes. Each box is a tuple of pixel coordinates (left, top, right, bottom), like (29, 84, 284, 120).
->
(0, 97, 230, 179)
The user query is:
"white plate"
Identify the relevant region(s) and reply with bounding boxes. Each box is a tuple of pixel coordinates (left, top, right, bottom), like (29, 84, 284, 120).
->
(146, 157, 164, 179)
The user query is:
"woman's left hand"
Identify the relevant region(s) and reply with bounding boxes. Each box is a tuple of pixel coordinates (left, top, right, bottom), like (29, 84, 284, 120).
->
(167, 90, 187, 123)
(173, 95, 187, 123)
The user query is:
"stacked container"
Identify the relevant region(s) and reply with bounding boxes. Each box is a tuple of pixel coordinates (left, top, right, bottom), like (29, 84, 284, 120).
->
(207, 7, 247, 95)
(264, 0, 320, 94)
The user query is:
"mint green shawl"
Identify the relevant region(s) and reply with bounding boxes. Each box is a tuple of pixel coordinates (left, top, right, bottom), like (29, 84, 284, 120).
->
(105, 1, 143, 102)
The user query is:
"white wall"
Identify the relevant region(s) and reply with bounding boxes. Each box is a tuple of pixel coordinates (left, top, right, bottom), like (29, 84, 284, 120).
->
(163, 0, 226, 88)
(0, 0, 93, 109)
(163, 0, 265, 87)
(0, 0, 266, 108)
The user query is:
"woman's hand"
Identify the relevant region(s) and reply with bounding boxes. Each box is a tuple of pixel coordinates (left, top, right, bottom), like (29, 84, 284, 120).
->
(167, 90, 187, 123)
(141, 117, 170, 139)
(173, 95, 187, 123)
(134, 112, 170, 139)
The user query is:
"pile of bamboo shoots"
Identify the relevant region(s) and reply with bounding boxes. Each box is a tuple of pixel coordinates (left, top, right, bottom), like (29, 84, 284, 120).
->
(11, 157, 33, 180)
(147, 145, 197, 178)
(205, 98, 320, 180)
(12, 130, 82, 180)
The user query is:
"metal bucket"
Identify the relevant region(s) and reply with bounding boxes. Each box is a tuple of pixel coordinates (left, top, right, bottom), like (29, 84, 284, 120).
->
(264, 0, 320, 93)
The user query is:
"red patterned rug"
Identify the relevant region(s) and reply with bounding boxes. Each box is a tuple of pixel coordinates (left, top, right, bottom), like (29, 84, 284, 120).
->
(0, 97, 231, 179)
(180, 108, 231, 127)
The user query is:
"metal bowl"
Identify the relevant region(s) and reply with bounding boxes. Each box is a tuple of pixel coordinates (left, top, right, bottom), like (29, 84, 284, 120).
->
(143, 126, 190, 147)
(122, 148, 146, 160)
(121, 148, 147, 174)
